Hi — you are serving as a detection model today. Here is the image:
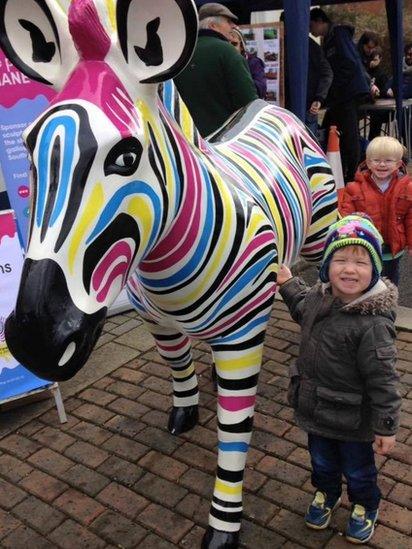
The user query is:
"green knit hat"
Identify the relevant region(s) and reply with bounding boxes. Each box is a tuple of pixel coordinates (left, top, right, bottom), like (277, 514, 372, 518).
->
(319, 215, 383, 290)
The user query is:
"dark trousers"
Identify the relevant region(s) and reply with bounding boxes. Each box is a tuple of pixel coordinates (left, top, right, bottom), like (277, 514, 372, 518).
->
(323, 99, 360, 183)
(368, 110, 390, 141)
(382, 256, 401, 286)
(308, 434, 381, 511)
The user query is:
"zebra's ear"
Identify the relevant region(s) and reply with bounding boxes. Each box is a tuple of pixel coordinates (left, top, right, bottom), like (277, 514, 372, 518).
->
(0, 0, 78, 89)
(116, 0, 198, 84)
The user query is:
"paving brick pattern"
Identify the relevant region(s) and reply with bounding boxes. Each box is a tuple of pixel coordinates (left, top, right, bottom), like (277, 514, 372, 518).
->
(0, 301, 411, 548)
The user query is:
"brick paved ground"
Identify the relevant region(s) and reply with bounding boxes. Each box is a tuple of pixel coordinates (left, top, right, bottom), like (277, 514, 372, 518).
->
(0, 300, 411, 548)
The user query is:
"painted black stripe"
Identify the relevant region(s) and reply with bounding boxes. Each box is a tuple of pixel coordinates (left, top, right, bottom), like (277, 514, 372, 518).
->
(173, 387, 198, 398)
(217, 294, 275, 339)
(83, 214, 139, 293)
(212, 331, 265, 353)
(218, 416, 254, 433)
(41, 134, 60, 242)
(212, 496, 242, 509)
(217, 467, 244, 483)
(210, 507, 242, 523)
(217, 375, 258, 391)
(54, 105, 97, 252)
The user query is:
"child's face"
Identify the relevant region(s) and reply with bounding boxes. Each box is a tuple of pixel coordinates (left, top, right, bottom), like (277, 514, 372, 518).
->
(329, 246, 373, 302)
(366, 155, 402, 182)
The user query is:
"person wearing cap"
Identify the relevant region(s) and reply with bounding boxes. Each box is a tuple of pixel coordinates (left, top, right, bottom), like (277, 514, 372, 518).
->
(276, 214, 401, 545)
(174, 2, 257, 137)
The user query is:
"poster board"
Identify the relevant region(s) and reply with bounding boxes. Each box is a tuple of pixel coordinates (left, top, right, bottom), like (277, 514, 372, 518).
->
(0, 48, 131, 316)
(239, 22, 284, 107)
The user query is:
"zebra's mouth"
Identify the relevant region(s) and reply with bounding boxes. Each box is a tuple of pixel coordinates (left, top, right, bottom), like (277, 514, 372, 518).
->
(5, 258, 107, 381)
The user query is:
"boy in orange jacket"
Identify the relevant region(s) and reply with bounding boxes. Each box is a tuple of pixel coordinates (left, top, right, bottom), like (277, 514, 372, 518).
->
(339, 136, 412, 285)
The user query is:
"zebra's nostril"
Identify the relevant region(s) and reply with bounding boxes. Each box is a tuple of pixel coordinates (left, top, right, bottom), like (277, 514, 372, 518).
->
(58, 341, 76, 366)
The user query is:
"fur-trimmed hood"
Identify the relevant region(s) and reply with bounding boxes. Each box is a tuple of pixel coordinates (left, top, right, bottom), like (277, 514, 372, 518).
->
(320, 278, 398, 317)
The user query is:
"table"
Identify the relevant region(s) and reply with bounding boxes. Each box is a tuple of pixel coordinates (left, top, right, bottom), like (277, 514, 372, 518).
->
(358, 98, 412, 161)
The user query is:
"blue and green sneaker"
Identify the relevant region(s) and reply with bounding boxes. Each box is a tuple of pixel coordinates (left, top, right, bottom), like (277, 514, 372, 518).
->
(346, 504, 378, 544)
(305, 490, 341, 529)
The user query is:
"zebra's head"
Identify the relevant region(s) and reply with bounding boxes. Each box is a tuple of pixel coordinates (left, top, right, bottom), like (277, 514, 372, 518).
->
(0, 0, 198, 380)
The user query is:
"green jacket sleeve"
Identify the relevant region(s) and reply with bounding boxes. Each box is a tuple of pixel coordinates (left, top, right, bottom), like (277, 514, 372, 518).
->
(357, 320, 401, 436)
(278, 277, 311, 325)
(222, 49, 258, 111)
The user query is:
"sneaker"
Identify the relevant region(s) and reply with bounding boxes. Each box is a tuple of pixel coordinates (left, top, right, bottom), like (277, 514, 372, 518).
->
(305, 491, 341, 529)
(346, 504, 378, 544)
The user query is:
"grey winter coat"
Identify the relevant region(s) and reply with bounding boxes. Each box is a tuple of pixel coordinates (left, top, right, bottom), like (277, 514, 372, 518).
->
(279, 277, 401, 442)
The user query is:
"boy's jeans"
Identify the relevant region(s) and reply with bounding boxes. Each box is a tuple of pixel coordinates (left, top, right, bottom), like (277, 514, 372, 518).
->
(308, 434, 381, 511)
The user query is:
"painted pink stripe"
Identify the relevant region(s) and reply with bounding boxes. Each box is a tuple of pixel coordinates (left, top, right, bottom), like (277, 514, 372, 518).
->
(197, 287, 274, 339)
(157, 339, 190, 352)
(96, 262, 127, 303)
(55, 61, 135, 138)
(219, 395, 256, 411)
(92, 241, 132, 291)
(142, 128, 203, 269)
(219, 232, 274, 290)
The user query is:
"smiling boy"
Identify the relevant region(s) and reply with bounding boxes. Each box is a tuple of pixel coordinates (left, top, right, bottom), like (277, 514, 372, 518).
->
(340, 136, 412, 285)
(276, 215, 401, 544)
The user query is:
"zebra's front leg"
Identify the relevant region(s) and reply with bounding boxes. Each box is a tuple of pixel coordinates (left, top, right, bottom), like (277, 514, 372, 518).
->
(202, 341, 263, 549)
(150, 327, 199, 435)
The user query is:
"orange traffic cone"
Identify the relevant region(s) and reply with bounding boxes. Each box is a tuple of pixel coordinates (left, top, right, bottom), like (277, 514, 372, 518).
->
(327, 125, 345, 191)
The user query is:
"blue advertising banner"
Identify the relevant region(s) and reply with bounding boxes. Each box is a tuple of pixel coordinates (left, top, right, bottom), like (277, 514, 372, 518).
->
(0, 211, 50, 402)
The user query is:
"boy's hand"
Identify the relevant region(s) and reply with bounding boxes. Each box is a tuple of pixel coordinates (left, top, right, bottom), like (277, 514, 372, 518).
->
(374, 434, 396, 455)
(408, 247, 412, 256)
(277, 265, 293, 286)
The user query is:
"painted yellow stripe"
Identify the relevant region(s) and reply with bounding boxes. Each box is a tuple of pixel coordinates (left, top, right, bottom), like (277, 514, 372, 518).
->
(172, 364, 195, 379)
(181, 101, 194, 142)
(220, 146, 285, 259)
(127, 196, 153, 251)
(214, 480, 242, 496)
(217, 349, 262, 372)
(68, 183, 104, 274)
(160, 164, 236, 307)
(105, 0, 116, 31)
(139, 101, 175, 203)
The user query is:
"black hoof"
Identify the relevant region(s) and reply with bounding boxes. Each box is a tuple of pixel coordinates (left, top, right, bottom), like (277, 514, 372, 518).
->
(167, 405, 199, 435)
(201, 527, 239, 549)
(211, 363, 217, 391)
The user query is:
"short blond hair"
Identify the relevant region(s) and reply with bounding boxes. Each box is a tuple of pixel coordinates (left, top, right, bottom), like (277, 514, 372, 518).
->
(366, 136, 404, 160)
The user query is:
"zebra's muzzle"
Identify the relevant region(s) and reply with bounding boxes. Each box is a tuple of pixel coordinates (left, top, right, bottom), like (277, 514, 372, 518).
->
(5, 258, 107, 381)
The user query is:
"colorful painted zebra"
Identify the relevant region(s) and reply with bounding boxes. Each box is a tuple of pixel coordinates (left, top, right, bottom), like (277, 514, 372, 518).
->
(0, 0, 337, 546)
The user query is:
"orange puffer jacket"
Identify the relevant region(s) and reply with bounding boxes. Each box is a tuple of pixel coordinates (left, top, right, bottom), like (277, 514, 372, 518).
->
(339, 165, 412, 256)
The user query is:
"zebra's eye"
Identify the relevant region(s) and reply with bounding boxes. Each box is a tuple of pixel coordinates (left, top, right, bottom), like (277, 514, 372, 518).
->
(104, 137, 142, 176)
(116, 152, 137, 167)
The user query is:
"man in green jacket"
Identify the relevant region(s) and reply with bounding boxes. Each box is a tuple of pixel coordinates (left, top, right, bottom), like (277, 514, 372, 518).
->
(174, 3, 258, 137)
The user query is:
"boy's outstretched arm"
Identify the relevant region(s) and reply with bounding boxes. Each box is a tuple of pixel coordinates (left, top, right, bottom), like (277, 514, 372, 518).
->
(277, 265, 311, 325)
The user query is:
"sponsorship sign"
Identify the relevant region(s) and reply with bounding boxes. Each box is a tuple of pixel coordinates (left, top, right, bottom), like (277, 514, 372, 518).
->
(0, 211, 50, 401)
(0, 49, 54, 244)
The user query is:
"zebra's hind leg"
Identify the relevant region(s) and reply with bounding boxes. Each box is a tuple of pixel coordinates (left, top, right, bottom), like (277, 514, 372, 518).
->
(149, 326, 199, 435)
(202, 339, 264, 548)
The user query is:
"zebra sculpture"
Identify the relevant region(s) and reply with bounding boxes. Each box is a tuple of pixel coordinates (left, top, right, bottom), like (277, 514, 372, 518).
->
(0, 0, 337, 546)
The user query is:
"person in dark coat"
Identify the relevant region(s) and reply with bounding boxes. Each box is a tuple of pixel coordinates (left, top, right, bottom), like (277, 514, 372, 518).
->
(230, 28, 267, 99)
(310, 8, 370, 182)
(306, 37, 333, 137)
(363, 47, 391, 140)
(174, 3, 257, 137)
(277, 214, 401, 545)
(280, 11, 332, 139)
